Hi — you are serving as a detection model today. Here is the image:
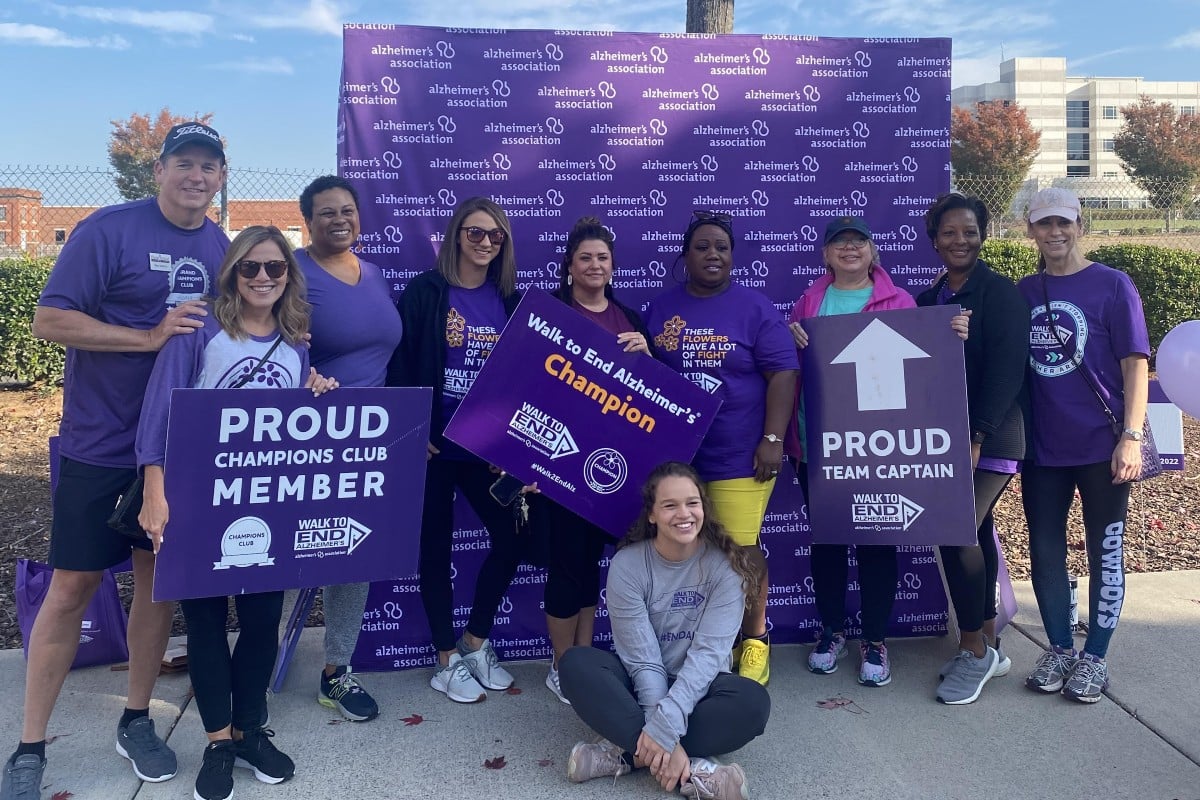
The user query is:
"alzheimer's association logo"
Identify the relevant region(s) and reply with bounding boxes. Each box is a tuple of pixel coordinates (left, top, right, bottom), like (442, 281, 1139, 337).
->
(654, 315, 686, 351)
(851, 493, 924, 531)
(445, 307, 466, 347)
(508, 402, 579, 460)
(214, 516, 275, 569)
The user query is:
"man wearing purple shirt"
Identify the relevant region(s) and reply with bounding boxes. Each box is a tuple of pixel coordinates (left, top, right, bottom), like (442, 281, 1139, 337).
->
(2, 123, 229, 800)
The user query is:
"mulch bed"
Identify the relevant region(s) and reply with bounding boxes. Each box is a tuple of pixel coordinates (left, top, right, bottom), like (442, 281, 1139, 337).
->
(1, 387, 1196, 649)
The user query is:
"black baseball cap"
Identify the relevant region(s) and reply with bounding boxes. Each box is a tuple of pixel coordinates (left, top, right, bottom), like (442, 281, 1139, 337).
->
(823, 216, 871, 245)
(160, 122, 225, 160)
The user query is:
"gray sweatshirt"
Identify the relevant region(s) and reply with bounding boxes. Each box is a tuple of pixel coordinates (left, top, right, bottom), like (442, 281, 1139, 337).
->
(607, 539, 744, 751)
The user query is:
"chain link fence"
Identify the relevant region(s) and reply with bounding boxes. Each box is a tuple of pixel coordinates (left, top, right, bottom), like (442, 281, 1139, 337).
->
(0, 165, 326, 259)
(952, 174, 1200, 253)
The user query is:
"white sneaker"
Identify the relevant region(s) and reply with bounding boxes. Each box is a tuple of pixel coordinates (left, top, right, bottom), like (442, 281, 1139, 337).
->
(430, 653, 486, 703)
(459, 638, 515, 690)
(546, 664, 570, 705)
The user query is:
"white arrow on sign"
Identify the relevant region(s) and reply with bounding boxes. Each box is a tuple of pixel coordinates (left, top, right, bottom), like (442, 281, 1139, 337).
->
(831, 318, 930, 411)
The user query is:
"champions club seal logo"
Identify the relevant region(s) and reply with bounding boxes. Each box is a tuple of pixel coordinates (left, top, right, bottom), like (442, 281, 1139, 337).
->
(214, 516, 276, 569)
(166, 257, 212, 308)
(583, 448, 627, 494)
(508, 402, 579, 459)
(851, 493, 924, 531)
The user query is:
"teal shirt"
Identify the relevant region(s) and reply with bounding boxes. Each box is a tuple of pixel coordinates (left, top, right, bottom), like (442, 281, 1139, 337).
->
(798, 285, 874, 455)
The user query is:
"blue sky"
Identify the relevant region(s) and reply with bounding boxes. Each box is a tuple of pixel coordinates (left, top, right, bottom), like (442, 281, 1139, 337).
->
(2, 0, 1199, 171)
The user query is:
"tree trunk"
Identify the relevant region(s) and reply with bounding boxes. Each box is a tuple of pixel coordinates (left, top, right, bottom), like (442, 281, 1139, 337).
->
(686, 0, 734, 33)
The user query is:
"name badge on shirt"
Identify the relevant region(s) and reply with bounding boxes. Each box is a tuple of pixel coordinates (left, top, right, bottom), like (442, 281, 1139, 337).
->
(149, 252, 173, 272)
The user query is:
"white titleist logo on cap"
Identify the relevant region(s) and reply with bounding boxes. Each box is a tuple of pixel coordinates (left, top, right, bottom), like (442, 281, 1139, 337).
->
(173, 124, 218, 142)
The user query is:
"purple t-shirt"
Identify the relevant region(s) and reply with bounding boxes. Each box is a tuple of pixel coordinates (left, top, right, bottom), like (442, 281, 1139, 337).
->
(297, 249, 403, 388)
(1017, 262, 1150, 466)
(441, 283, 508, 459)
(39, 198, 229, 468)
(136, 314, 309, 468)
(646, 283, 799, 481)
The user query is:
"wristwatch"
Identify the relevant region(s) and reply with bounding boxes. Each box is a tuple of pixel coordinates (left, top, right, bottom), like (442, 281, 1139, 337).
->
(1122, 427, 1143, 441)
(762, 433, 782, 443)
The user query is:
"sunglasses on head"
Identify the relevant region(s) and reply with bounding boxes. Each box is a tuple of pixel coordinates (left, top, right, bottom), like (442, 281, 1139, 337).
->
(235, 259, 288, 279)
(692, 209, 733, 224)
(461, 226, 506, 245)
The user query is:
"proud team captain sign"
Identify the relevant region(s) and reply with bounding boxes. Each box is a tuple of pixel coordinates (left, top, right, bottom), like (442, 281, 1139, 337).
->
(339, 26, 956, 671)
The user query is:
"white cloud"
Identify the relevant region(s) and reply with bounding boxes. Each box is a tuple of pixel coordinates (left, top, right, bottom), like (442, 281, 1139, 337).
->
(396, 0, 681, 33)
(1069, 47, 1137, 70)
(240, 0, 349, 36)
(951, 37, 1052, 88)
(1169, 29, 1200, 48)
(0, 21, 128, 48)
(208, 57, 294, 74)
(47, 3, 214, 35)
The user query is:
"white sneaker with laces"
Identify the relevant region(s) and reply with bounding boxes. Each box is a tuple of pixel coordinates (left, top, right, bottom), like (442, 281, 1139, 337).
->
(546, 664, 570, 705)
(430, 653, 487, 703)
(459, 637, 515, 690)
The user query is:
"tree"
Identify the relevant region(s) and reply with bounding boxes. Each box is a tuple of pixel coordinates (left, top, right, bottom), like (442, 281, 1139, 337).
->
(1113, 95, 1200, 232)
(951, 101, 1041, 228)
(107, 108, 217, 201)
(686, 0, 733, 33)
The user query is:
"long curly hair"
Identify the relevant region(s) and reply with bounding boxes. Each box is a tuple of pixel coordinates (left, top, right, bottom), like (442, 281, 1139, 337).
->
(212, 225, 310, 344)
(619, 461, 761, 606)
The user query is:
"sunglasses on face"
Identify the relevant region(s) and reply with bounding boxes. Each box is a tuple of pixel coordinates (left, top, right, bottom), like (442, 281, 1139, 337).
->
(461, 226, 506, 245)
(234, 259, 289, 279)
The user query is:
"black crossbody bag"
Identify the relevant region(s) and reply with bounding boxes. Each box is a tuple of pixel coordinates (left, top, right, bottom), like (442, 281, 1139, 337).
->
(107, 335, 285, 540)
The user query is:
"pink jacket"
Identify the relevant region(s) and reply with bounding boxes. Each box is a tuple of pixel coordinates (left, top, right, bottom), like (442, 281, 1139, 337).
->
(783, 266, 916, 460)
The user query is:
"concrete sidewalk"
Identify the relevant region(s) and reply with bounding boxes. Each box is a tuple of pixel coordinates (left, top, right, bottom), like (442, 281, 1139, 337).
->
(4, 572, 1198, 800)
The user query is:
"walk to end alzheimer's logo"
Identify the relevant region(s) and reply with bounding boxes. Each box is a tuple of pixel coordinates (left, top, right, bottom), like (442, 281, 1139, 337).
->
(850, 492, 924, 532)
(508, 401, 580, 459)
(1029, 301, 1087, 378)
(214, 516, 275, 569)
(294, 515, 373, 559)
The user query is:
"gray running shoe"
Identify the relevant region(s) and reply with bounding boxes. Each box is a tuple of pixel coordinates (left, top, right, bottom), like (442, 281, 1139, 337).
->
(0, 754, 46, 800)
(1025, 649, 1078, 693)
(116, 717, 177, 782)
(1061, 655, 1109, 703)
(937, 646, 999, 705)
(567, 740, 630, 783)
(682, 758, 749, 800)
(939, 635, 1011, 680)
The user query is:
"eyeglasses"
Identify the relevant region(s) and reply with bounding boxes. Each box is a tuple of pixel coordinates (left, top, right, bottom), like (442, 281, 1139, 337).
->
(692, 209, 733, 224)
(235, 259, 289, 279)
(830, 237, 870, 251)
(461, 226, 506, 245)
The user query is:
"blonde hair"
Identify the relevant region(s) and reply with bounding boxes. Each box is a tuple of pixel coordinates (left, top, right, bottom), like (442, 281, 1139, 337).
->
(436, 196, 517, 297)
(212, 225, 310, 344)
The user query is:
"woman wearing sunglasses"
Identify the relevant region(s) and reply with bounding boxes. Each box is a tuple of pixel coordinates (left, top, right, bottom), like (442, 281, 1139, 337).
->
(136, 225, 337, 800)
(540, 215, 653, 704)
(645, 210, 799, 687)
(291, 175, 403, 722)
(388, 196, 525, 704)
(787, 217, 968, 689)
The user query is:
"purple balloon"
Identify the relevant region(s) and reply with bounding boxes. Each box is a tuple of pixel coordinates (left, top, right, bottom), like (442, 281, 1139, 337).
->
(1156, 320, 1200, 419)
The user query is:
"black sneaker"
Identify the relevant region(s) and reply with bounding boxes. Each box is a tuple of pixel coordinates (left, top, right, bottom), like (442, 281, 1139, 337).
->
(318, 666, 380, 721)
(234, 728, 294, 784)
(194, 741, 236, 800)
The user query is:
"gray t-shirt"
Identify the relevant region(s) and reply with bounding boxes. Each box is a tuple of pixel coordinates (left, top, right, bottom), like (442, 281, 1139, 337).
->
(607, 539, 745, 751)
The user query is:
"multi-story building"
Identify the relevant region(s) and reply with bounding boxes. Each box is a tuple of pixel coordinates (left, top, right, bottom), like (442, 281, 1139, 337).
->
(953, 57, 1200, 208)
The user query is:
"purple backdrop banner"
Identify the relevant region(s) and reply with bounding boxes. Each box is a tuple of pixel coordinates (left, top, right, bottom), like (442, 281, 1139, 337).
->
(444, 289, 721, 535)
(340, 26, 954, 670)
(154, 387, 431, 601)
(802, 306, 975, 546)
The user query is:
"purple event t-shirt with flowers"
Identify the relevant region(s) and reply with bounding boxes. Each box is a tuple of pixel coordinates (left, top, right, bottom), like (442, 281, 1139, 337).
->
(440, 283, 508, 460)
(646, 282, 798, 481)
(38, 198, 229, 468)
(1017, 262, 1150, 467)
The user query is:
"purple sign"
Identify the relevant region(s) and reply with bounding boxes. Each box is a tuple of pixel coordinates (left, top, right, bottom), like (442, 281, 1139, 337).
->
(802, 306, 975, 546)
(153, 387, 432, 601)
(444, 289, 720, 536)
(1148, 379, 1185, 470)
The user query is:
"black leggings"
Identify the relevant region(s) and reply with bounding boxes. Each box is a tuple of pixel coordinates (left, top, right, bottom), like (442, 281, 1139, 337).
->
(558, 647, 769, 757)
(797, 465, 897, 642)
(419, 457, 522, 652)
(542, 500, 615, 619)
(1023, 461, 1130, 658)
(938, 469, 1014, 633)
(180, 591, 283, 734)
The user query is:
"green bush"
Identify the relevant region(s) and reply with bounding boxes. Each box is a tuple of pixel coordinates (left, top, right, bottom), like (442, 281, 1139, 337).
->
(0, 257, 64, 385)
(980, 239, 1038, 283)
(1085, 244, 1200, 350)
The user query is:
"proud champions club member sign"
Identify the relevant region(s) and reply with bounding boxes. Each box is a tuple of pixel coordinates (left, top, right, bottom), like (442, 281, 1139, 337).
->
(444, 289, 721, 536)
(802, 306, 976, 546)
(154, 387, 432, 601)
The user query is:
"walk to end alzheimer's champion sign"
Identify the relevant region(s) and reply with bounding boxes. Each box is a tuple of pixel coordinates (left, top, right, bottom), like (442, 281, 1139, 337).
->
(444, 290, 721, 536)
(802, 306, 975, 546)
(154, 387, 432, 601)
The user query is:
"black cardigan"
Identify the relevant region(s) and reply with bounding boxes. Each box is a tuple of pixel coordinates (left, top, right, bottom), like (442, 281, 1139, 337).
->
(385, 269, 521, 448)
(916, 260, 1030, 461)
